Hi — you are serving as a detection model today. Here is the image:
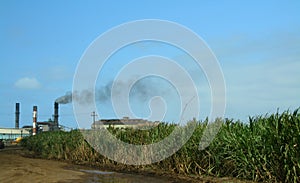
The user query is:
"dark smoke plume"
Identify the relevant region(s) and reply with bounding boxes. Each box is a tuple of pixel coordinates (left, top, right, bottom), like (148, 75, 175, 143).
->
(55, 91, 72, 104)
(55, 90, 93, 105)
(55, 78, 171, 105)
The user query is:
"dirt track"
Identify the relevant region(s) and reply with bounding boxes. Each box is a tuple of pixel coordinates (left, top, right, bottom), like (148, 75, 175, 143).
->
(0, 146, 253, 183)
(0, 146, 183, 183)
(0, 146, 87, 183)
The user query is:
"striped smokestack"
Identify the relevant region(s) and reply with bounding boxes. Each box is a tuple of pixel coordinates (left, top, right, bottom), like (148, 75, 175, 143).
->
(54, 102, 59, 129)
(32, 106, 37, 135)
(15, 103, 20, 129)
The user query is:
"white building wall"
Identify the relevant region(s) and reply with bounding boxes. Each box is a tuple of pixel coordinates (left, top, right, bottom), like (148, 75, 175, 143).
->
(0, 128, 31, 140)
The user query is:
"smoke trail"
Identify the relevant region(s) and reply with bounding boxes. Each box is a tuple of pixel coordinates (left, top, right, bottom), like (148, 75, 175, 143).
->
(55, 90, 93, 105)
(55, 91, 72, 104)
(55, 78, 171, 105)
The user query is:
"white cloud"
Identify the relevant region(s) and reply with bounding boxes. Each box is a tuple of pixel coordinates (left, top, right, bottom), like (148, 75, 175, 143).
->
(14, 77, 41, 89)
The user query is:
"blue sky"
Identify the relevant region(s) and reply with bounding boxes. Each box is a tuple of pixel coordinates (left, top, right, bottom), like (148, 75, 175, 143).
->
(0, 1, 299, 128)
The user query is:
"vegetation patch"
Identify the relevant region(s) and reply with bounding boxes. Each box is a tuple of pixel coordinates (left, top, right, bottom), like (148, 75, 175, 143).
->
(21, 108, 300, 182)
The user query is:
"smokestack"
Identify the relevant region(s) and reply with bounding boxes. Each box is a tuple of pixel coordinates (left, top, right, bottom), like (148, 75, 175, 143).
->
(15, 103, 20, 129)
(54, 102, 59, 129)
(32, 106, 37, 135)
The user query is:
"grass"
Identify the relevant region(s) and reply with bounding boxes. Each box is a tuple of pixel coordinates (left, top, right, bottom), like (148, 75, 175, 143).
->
(21, 108, 300, 182)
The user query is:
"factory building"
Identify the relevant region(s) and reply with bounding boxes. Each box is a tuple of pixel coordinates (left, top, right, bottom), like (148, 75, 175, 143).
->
(91, 117, 159, 129)
(0, 127, 31, 140)
(0, 102, 61, 141)
(0, 103, 30, 140)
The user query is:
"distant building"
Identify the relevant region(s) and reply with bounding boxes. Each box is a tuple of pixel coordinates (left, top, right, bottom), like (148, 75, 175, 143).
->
(0, 120, 60, 140)
(0, 127, 31, 140)
(37, 119, 60, 132)
(91, 117, 159, 129)
(37, 122, 52, 132)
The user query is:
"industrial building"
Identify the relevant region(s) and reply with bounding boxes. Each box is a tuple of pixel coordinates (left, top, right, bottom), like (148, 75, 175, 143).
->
(0, 103, 30, 140)
(0, 127, 31, 140)
(0, 102, 61, 141)
(0, 101, 160, 142)
(91, 117, 159, 129)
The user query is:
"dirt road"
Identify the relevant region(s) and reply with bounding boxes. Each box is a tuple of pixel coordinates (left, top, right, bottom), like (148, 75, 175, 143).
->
(0, 146, 87, 183)
(0, 146, 186, 183)
(0, 146, 253, 183)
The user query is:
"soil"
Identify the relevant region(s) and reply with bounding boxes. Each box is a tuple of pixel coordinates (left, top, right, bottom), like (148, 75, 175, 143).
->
(0, 146, 254, 183)
(0, 146, 86, 183)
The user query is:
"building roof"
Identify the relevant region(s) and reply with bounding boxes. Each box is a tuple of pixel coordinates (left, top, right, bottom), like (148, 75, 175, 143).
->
(92, 117, 159, 129)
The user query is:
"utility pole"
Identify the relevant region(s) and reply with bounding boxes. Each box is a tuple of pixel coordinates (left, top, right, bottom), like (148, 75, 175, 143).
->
(91, 111, 97, 129)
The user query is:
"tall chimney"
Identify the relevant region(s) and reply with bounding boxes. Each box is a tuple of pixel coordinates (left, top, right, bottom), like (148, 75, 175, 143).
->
(32, 106, 37, 135)
(54, 102, 59, 129)
(15, 103, 20, 129)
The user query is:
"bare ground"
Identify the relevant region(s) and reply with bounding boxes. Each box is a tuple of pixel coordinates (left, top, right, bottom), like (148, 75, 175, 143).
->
(0, 146, 87, 183)
(0, 146, 254, 183)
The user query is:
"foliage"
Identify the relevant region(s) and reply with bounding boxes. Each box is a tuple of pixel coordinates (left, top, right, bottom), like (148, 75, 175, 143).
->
(21, 108, 300, 182)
